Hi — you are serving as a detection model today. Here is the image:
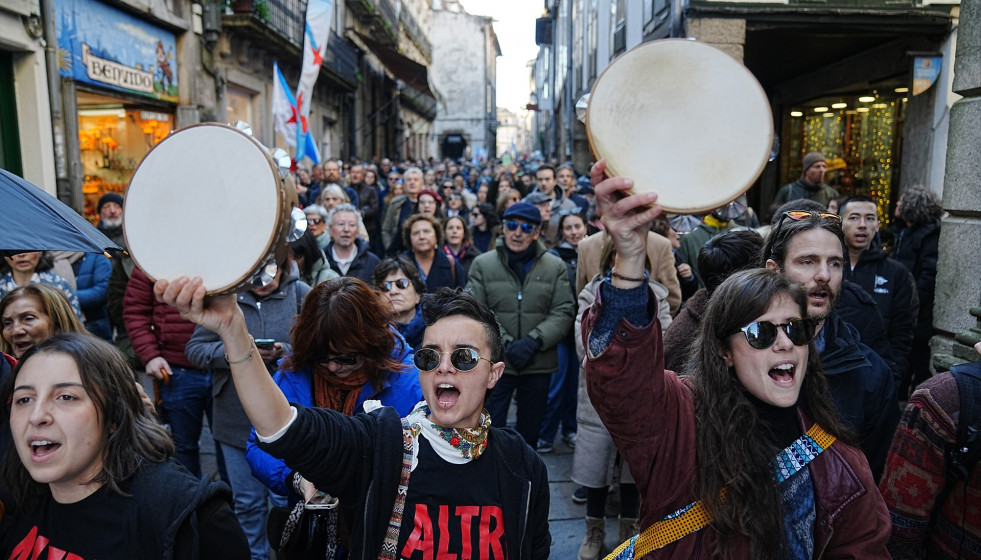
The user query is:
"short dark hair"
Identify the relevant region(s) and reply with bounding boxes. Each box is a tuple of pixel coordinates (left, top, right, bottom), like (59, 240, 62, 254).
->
(838, 195, 877, 218)
(420, 288, 504, 363)
(698, 229, 764, 294)
(536, 164, 556, 179)
(373, 257, 426, 295)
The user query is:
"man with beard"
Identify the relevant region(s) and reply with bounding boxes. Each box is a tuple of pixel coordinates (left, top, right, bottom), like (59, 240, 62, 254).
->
(762, 208, 900, 479)
(774, 151, 840, 208)
(96, 193, 125, 247)
(323, 159, 359, 209)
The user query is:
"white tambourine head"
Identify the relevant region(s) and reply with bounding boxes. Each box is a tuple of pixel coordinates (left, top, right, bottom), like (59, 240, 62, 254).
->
(586, 39, 773, 214)
(124, 123, 280, 293)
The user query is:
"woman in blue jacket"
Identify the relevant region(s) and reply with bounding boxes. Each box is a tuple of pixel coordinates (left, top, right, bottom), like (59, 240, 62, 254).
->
(245, 277, 422, 556)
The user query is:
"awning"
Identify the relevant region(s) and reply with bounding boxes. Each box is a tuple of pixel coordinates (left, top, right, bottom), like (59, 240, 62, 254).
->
(355, 32, 435, 99)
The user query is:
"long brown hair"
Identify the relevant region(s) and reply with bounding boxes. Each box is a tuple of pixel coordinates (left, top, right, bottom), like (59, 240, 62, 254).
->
(3, 333, 173, 506)
(690, 268, 852, 559)
(282, 277, 405, 388)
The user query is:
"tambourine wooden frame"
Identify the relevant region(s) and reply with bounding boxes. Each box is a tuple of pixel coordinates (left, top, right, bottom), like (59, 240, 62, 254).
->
(123, 123, 291, 295)
(585, 39, 774, 214)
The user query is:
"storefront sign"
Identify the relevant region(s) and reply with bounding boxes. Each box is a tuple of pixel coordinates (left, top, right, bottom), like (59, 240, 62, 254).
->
(56, 0, 178, 103)
(913, 56, 942, 96)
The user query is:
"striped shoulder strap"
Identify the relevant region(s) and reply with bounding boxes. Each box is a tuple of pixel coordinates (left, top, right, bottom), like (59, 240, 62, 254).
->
(378, 418, 416, 560)
(604, 423, 835, 560)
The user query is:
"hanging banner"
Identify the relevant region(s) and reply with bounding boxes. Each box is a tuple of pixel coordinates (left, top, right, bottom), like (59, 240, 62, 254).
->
(912, 56, 942, 96)
(56, 0, 178, 103)
(294, 0, 334, 162)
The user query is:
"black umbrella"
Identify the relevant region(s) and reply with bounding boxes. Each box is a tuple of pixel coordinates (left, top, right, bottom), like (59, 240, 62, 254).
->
(0, 168, 123, 254)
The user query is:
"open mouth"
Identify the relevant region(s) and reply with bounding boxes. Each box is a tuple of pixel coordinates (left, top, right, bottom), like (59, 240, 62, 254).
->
(808, 288, 830, 305)
(768, 363, 796, 387)
(434, 383, 460, 409)
(30, 439, 61, 459)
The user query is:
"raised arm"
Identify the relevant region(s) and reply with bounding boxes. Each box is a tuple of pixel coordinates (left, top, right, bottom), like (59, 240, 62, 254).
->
(154, 277, 292, 437)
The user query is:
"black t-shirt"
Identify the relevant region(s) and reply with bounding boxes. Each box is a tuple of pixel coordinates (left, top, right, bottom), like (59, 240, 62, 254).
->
(397, 436, 508, 559)
(2, 486, 162, 560)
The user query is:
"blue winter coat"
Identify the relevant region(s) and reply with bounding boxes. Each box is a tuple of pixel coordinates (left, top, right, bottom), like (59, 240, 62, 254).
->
(73, 253, 112, 341)
(244, 330, 422, 497)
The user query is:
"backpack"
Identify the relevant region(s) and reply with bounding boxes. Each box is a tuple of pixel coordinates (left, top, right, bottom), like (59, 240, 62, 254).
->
(928, 361, 981, 535)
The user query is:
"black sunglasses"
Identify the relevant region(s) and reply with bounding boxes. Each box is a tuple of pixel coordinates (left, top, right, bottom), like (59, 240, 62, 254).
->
(379, 278, 411, 292)
(505, 220, 538, 234)
(413, 348, 492, 372)
(318, 353, 358, 366)
(738, 319, 815, 350)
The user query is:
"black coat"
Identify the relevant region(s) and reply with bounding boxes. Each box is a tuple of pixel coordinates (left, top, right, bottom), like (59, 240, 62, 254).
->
(325, 238, 382, 285)
(258, 405, 551, 560)
(844, 241, 919, 376)
(402, 249, 466, 292)
(892, 220, 940, 340)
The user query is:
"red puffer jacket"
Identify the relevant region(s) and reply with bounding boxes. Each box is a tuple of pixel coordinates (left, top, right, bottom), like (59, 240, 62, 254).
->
(122, 267, 197, 368)
(582, 285, 891, 559)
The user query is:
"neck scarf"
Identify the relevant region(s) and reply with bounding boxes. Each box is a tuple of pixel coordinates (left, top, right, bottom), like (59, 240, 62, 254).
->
(313, 365, 369, 415)
(403, 401, 491, 470)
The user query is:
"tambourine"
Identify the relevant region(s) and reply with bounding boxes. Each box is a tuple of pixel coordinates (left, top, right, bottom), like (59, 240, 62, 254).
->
(584, 39, 773, 214)
(124, 123, 306, 294)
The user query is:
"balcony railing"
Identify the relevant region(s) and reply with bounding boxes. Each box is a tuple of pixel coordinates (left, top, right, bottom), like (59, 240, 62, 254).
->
(399, 8, 432, 61)
(376, 0, 398, 42)
(325, 32, 359, 89)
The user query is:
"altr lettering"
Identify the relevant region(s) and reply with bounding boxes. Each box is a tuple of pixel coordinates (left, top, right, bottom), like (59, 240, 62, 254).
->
(8, 525, 84, 560)
(401, 505, 507, 560)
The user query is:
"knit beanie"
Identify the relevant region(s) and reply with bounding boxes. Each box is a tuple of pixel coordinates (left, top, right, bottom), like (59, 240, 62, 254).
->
(800, 152, 826, 176)
(97, 192, 124, 214)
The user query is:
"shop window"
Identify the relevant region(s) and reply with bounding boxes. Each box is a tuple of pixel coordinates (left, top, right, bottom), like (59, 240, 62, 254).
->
(77, 102, 174, 223)
(782, 94, 907, 226)
(0, 51, 22, 176)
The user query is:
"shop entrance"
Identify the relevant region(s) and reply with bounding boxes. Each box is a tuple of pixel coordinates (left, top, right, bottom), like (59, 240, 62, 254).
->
(75, 89, 174, 223)
(441, 134, 468, 161)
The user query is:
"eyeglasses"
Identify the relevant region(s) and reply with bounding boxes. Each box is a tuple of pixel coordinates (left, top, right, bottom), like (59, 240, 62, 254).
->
(774, 210, 841, 235)
(379, 278, 411, 292)
(317, 353, 358, 367)
(737, 318, 815, 350)
(413, 347, 492, 372)
(307, 217, 324, 225)
(505, 220, 538, 234)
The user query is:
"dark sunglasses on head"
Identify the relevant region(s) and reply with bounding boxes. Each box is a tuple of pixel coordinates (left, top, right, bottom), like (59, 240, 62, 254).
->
(379, 278, 411, 292)
(413, 347, 492, 372)
(307, 217, 324, 225)
(738, 318, 815, 350)
(505, 220, 538, 234)
(318, 353, 358, 366)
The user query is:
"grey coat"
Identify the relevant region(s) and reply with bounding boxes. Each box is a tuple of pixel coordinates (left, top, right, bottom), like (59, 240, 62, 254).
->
(185, 269, 311, 447)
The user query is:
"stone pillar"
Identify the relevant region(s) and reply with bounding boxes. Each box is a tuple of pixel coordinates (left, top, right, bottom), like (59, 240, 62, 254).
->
(684, 18, 746, 62)
(933, 0, 981, 365)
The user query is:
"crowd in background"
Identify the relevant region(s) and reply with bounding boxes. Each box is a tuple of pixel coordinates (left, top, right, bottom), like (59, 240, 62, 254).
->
(0, 148, 973, 560)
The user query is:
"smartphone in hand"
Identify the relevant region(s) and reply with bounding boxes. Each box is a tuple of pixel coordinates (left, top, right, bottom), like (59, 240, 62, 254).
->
(305, 491, 338, 510)
(254, 339, 276, 350)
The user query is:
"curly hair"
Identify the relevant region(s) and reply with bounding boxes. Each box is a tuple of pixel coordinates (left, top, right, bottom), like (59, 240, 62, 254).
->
(690, 269, 853, 559)
(402, 213, 444, 251)
(2, 333, 173, 507)
(282, 277, 406, 388)
(898, 187, 942, 227)
(0, 284, 84, 356)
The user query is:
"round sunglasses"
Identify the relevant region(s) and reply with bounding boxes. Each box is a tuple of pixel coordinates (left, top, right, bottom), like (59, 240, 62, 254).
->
(738, 318, 815, 350)
(413, 348, 492, 372)
(505, 220, 538, 233)
(378, 278, 411, 292)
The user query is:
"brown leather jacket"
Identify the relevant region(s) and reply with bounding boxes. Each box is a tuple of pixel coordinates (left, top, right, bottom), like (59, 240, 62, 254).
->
(582, 285, 891, 559)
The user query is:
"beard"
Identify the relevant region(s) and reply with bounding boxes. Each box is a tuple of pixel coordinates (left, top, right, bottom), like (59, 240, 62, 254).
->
(806, 281, 839, 323)
(101, 217, 123, 228)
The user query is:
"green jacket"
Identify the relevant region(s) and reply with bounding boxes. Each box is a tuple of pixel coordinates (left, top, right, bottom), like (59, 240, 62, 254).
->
(467, 242, 575, 376)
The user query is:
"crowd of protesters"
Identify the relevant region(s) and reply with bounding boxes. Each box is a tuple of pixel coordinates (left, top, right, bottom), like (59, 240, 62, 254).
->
(0, 148, 973, 560)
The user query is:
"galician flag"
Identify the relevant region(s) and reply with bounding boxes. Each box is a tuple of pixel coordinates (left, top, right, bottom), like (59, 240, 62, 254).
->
(295, 0, 334, 162)
(272, 61, 321, 163)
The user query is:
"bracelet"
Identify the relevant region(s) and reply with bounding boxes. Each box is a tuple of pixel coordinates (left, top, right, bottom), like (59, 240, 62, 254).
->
(224, 335, 255, 364)
(610, 268, 647, 283)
